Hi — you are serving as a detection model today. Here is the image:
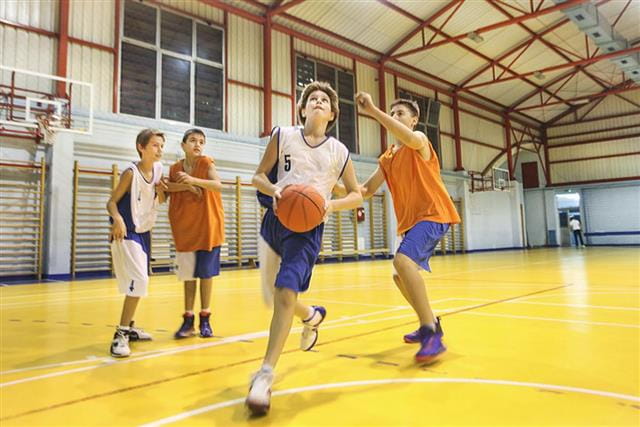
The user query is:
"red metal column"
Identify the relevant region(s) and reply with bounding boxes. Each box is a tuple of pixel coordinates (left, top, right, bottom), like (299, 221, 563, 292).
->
(56, 0, 70, 96)
(378, 65, 387, 153)
(263, 14, 272, 136)
(504, 115, 514, 179)
(453, 95, 463, 171)
(542, 127, 551, 185)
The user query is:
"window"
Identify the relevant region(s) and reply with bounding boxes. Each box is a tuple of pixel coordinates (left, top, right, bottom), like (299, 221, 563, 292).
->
(398, 89, 442, 165)
(295, 56, 358, 153)
(120, 0, 224, 129)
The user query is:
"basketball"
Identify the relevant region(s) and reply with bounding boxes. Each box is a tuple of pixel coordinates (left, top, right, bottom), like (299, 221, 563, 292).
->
(275, 184, 326, 233)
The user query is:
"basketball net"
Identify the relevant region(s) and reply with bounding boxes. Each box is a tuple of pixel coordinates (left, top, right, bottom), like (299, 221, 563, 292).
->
(35, 113, 58, 146)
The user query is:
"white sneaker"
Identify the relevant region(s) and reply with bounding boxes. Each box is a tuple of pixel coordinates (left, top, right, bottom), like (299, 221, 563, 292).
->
(246, 368, 275, 416)
(300, 305, 327, 351)
(128, 321, 152, 341)
(110, 327, 131, 358)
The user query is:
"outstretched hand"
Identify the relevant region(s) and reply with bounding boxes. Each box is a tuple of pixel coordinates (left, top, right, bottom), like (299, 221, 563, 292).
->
(355, 92, 376, 115)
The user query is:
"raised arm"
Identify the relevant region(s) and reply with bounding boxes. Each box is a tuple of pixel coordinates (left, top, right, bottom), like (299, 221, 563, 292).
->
(356, 92, 430, 155)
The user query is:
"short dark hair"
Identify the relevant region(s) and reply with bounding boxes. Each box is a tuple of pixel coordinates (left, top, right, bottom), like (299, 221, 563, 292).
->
(390, 99, 420, 118)
(136, 128, 165, 157)
(182, 128, 206, 144)
(296, 81, 340, 132)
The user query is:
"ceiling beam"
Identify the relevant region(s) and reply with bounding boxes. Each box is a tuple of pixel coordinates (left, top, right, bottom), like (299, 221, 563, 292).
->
(377, 0, 464, 62)
(390, 0, 588, 60)
(464, 46, 640, 90)
(546, 79, 636, 125)
(514, 84, 640, 111)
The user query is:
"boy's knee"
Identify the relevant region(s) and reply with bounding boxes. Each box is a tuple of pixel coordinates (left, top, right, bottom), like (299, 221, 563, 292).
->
(273, 287, 297, 310)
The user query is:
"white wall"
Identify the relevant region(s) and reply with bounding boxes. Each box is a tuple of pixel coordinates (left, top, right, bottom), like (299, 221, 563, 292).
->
(582, 184, 640, 245)
(461, 180, 525, 251)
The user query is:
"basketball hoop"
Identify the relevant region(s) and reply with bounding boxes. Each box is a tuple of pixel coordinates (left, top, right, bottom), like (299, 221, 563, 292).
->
(35, 113, 58, 145)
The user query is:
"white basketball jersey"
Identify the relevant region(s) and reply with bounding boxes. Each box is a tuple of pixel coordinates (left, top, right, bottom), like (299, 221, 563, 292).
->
(274, 126, 349, 201)
(125, 161, 163, 233)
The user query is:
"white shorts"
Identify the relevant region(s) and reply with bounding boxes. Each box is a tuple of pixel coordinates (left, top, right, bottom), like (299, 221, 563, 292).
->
(110, 238, 149, 297)
(174, 248, 221, 281)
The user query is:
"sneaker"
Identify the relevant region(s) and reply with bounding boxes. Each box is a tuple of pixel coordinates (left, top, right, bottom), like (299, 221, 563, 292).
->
(415, 322, 446, 364)
(300, 305, 326, 351)
(128, 321, 152, 341)
(246, 368, 274, 416)
(174, 313, 196, 339)
(199, 311, 213, 338)
(404, 317, 443, 344)
(110, 327, 131, 358)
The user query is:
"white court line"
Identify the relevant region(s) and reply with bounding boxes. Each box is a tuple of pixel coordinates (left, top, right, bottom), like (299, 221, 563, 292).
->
(460, 311, 640, 329)
(451, 297, 640, 311)
(307, 298, 408, 308)
(0, 284, 396, 308)
(0, 300, 449, 384)
(140, 377, 640, 426)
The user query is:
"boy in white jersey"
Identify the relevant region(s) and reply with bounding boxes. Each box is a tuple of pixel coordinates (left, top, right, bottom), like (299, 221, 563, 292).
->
(107, 129, 166, 357)
(246, 82, 362, 415)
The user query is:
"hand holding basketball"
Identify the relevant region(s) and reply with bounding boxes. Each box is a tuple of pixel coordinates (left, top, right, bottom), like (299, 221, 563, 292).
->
(275, 184, 326, 233)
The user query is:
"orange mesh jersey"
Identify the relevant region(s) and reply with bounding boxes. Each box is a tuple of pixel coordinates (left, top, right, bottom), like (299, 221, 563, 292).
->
(379, 143, 461, 235)
(169, 156, 224, 252)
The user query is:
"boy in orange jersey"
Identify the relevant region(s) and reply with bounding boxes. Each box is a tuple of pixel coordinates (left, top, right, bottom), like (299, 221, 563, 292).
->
(354, 92, 460, 363)
(165, 128, 225, 339)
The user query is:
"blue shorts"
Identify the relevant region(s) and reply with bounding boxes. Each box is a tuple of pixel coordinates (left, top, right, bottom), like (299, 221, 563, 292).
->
(396, 221, 449, 272)
(260, 208, 324, 293)
(175, 247, 221, 281)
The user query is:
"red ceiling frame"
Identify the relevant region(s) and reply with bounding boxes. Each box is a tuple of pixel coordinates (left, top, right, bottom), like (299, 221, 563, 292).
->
(507, 0, 626, 111)
(487, 1, 608, 103)
(230, 0, 542, 127)
(377, 0, 464, 62)
(464, 46, 640, 90)
(547, 79, 637, 125)
(457, 16, 571, 88)
(548, 110, 640, 128)
(514, 84, 640, 111)
(375, 0, 566, 118)
(389, 0, 588, 60)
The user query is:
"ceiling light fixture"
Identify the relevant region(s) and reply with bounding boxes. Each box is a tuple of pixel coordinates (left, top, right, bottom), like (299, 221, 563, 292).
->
(533, 71, 545, 80)
(467, 31, 484, 43)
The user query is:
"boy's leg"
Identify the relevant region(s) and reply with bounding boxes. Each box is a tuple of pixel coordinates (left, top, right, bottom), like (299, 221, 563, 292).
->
(393, 254, 435, 327)
(200, 278, 212, 311)
(184, 280, 197, 312)
(119, 295, 141, 326)
(264, 287, 298, 367)
(259, 235, 313, 320)
(199, 278, 214, 338)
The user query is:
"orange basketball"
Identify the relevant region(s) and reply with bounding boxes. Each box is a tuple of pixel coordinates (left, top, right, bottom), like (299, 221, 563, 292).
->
(276, 184, 326, 233)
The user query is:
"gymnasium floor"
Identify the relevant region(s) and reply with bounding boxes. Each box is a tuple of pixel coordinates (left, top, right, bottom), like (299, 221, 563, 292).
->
(1, 247, 639, 426)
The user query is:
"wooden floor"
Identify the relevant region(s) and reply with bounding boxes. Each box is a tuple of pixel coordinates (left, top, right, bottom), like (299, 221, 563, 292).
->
(1, 247, 639, 426)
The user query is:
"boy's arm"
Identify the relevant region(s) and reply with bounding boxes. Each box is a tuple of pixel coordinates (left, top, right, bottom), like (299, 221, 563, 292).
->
(332, 166, 385, 200)
(174, 163, 223, 192)
(356, 92, 431, 157)
(252, 132, 282, 200)
(327, 159, 362, 213)
(162, 179, 202, 198)
(106, 169, 133, 241)
(361, 167, 385, 199)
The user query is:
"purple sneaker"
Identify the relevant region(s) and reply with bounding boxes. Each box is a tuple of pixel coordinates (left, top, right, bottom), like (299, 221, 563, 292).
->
(404, 317, 443, 344)
(415, 323, 446, 363)
(174, 313, 196, 339)
(199, 311, 213, 338)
